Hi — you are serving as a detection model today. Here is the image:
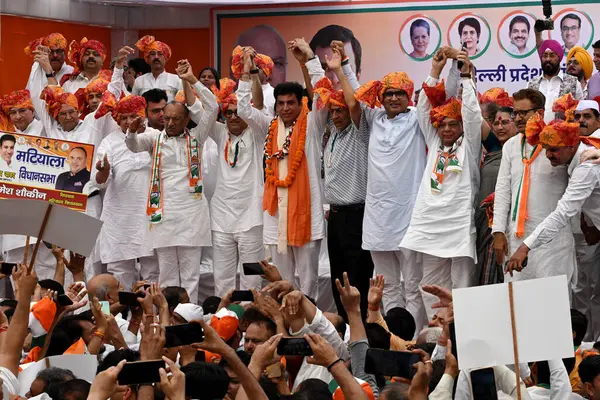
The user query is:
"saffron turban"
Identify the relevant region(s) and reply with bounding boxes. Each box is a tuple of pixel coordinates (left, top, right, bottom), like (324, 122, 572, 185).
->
(67, 37, 107, 75)
(136, 35, 172, 60)
(1, 90, 34, 115)
(212, 78, 238, 111)
(230, 46, 274, 79)
(355, 72, 414, 108)
(95, 92, 146, 123)
(538, 39, 564, 62)
(526, 112, 600, 148)
(74, 78, 111, 115)
(40, 85, 78, 120)
(567, 46, 594, 80)
(313, 77, 347, 110)
(24, 33, 68, 56)
(479, 87, 513, 107)
(421, 80, 462, 128)
(552, 93, 579, 121)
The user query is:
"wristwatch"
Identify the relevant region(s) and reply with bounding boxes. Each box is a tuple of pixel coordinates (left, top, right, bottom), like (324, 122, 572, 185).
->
(250, 68, 260, 74)
(45, 71, 55, 78)
(460, 73, 472, 78)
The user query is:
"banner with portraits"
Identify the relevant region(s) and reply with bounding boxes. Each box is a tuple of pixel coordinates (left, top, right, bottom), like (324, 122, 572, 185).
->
(0, 131, 94, 211)
(213, 0, 596, 94)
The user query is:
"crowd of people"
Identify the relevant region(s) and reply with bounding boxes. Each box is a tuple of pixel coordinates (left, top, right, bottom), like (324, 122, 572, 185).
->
(1, 22, 600, 399)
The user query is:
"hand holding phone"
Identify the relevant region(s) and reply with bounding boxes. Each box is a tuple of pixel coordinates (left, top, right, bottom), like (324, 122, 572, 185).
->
(365, 348, 421, 379)
(242, 262, 264, 276)
(0, 263, 17, 276)
(118, 291, 145, 307)
(165, 323, 205, 348)
(457, 42, 468, 69)
(231, 290, 254, 302)
(277, 338, 314, 356)
(117, 360, 165, 385)
(470, 367, 498, 400)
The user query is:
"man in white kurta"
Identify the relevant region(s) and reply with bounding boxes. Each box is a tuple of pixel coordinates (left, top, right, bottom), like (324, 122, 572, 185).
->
(400, 50, 481, 319)
(237, 39, 326, 300)
(355, 72, 427, 327)
(125, 75, 217, 304)
(91, 92, 158, 293)
(492, 90, 576, 284)
(132, 36, 182, 102)
(61, 38, 108, 94)
(24, 33, 73, 92)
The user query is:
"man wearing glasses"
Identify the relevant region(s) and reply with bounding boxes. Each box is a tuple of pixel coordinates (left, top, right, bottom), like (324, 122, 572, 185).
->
(25, 33, 73, 92)
(492, 88, 576, 282)
(560, 13, 584, 53)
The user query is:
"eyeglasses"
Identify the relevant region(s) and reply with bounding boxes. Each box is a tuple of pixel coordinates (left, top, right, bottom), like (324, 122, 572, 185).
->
(492, 119, 514, 128)
(566, 59, 580, 67)
(561, 25, 580, 33)
(224, 110, 239, 119)
(511, 108, 539, 119)
(382, 91, 406, 99)
(438, 121, 461, 130)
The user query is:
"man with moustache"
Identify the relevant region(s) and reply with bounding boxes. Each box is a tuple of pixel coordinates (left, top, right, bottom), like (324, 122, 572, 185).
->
(234, 25, 287, 87)
(567, 47, 594, 99)
(61, 38, 108, 94)
(528, 40, 583, 122)
(24, 33, 73, 89)
(507, 16, 533, 55)
(492, 89, 576, 283)
(132, 36, 182, 102)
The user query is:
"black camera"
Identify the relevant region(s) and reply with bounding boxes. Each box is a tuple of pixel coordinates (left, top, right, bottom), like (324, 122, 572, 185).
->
(534, 0, 554, 32)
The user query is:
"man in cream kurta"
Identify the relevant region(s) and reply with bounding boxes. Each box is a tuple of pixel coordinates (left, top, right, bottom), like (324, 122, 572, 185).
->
(125, 72, 217, 304)
(399, 50, 481, 319)
(492, 90, 576, 284)
(237, 39, 326, 300)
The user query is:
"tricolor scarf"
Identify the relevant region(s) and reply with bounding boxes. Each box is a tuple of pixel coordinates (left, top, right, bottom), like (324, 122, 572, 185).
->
(430, 136, 464, 193)
(512, 135, 543, 238)
(147, 130, 202, 224)
(263, 100, 311, 252)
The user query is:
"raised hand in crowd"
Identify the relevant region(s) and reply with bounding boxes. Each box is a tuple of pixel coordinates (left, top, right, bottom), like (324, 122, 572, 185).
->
(159, 356, 186, 400)
(140, 317, 166, 361)
(115, 45, 135, 69)
(431, 47, 449, 79)
(262, 279, 295, 301)
(66, 251, 86, 282)
(408, 349, 433, 400)
(176, 59, 198, 84)
(128, 115, 145, 133)
(95, 154, 111, 185)
(88, 359, 128, 400)
(260, 260, 282, 283)
(288, 37, 314, 64)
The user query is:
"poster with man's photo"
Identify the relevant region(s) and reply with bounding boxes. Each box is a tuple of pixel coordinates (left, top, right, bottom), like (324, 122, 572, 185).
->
(0, 131, 94, 211)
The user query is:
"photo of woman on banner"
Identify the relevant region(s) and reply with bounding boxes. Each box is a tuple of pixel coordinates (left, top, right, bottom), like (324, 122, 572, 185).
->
(448, 14, 491, 58)
(399, 16, 441, 61)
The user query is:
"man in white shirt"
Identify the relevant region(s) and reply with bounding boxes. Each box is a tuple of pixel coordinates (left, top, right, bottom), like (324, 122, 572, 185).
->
(507, 117, 600, 279)
(0, 134, 15, 173)
(61, 38, 108, 94)
(193, 51, 265, 297)
(400, 49, 481, 318)
(492, 89, 576, 283)
(528, 40, 583, 122)
(125, 68, 217, 304)
(132, 36, 182, 102)
(232, 46, 276, 117)
(353, 66, 426, 326)
(142, 89, 168, 131)
(24, 33, 74, 89)
(0, 90, 44, 137)
(237, 38, 326, 300)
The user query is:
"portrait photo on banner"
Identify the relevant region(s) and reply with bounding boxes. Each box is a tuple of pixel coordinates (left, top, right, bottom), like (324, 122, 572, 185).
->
(447, 12, 491, 59)
(548, 8, 595, 54)
(497, 11, 537, 59)
(398, 15, 442, 61)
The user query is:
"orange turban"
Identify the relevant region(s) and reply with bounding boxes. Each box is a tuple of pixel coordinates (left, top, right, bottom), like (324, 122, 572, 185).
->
(422, 80, 462, 128)
(313, 77, 347, 110)
(1, 90, 34, 115)
(74, 79, 110, 117)
(24, 33, 68, 56)
(136, 35, 172, 60)
(67, 37, 107, 72)
(210, 308, 239, 342)
(230, 46, 274, 79)
(480, 88, 513, 107)
(174, 86, 201, 104)
(552, 93, 579, 121)
(96, 92, 146, 123)
(212, 78, 238, 111)
(40, 85, 78, 120)
(355, 72, 414, 108)
(526, 112, 580, 147)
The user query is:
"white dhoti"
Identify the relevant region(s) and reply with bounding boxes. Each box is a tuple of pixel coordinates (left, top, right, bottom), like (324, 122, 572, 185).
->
(107, 255, 159, 293)
(270, 240, 321, 300)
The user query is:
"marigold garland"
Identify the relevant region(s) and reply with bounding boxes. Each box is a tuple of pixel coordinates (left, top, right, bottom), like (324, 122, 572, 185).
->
(263, 106, 308, 188)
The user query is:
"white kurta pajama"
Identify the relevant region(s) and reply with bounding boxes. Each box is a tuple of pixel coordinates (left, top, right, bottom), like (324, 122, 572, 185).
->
(132, 71, 182, 102)
(400, 76, 482, 319)
(361, 103, 428, 324)
(492, 133, 575, 283)
(237, 58, 326, 300)
(91, 131, 158, 292)
(125, 83, 217, 304)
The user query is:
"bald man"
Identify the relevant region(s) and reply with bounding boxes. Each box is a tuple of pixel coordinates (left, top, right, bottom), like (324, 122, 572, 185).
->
(233, 24, 287, 86)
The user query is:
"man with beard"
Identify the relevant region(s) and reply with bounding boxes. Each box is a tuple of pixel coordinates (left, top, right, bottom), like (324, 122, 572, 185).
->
(133, 36, 182, 102)
(567, 47, 594, 99)
(492, 89, 576, 284)
(61, 38, 108, 94)
(24, 33, 73, 89)
(528, 40, 583, 122)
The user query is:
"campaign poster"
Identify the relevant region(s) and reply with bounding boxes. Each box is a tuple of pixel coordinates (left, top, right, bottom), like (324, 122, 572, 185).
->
(0, 132, 95, 211)
(213, 0, 596, 94)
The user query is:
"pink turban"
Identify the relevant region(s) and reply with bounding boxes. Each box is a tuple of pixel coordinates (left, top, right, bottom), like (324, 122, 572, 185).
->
(538, 40, 564, 62)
